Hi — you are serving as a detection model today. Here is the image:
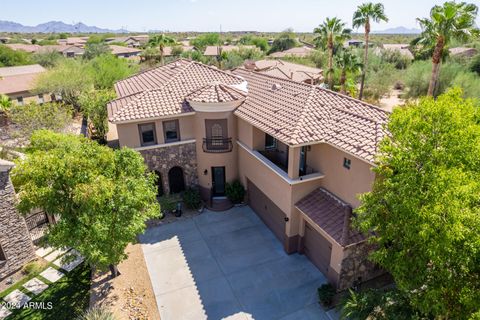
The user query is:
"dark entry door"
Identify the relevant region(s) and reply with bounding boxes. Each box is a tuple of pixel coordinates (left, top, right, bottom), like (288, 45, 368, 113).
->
(168, 166, 185, 194)
(211, 166, 226, 196)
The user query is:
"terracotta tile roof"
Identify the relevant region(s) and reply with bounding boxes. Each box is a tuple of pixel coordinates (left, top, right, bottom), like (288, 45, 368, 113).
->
(296, 188, 365, 246)
(0, 64, 45, 95)
(0, 64, 45, 77)
(186, 82, 246, 103)
(109, 59, 244, 122)
(109, 45, 141, 55)
(269, 46, 314, 58)
(232, 69, 389, 163)
(449, 47, 478, 57)
(247, 60, 323, 83)
(163, 46, 196, 57)
(5, 44, 41, 53)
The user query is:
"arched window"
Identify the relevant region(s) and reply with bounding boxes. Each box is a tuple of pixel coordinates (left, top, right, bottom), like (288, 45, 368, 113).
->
(211, 124, 223, 145)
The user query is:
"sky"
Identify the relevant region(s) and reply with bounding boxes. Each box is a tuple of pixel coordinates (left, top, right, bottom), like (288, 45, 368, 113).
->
(2, 0, 480, 32)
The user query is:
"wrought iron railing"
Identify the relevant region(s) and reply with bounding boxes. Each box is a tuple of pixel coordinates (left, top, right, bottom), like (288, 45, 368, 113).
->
(202, 138, 233, 153)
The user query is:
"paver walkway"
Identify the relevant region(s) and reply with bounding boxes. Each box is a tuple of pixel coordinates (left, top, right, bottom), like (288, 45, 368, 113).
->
(40, 267, 64, 283)
(0, 306, 11, 319)
(140, 206, 330, 320)
(23, 278, 48, 295)
(43, 248, 69, 262)
(53, 250, 84, 272)
(4, 289, 31, 307)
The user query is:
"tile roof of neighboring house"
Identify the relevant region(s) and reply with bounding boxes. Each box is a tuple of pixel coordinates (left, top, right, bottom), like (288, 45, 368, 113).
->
(246, 59, 323, 83)
(269, 46, 314, 58)
(108, 59, 244, 122)
(296, 188, 365, 246)
(186, 82, 246, 103)
(232, 69, 389, 162)
(109, 45, 141, 55)
(203, 45, 257, 56)
(449, 47, 478, 57)
(5, 43, 41, 53)
(0, 64, 46, 95)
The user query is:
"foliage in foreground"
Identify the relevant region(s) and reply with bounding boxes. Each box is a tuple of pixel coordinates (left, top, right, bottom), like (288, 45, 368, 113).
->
(12, 131, 159, 276)
(77, 307, 116, 320)
(225, 180, 246, 204)
(355, 89, 480, 319)
(182, 188, 202, 210)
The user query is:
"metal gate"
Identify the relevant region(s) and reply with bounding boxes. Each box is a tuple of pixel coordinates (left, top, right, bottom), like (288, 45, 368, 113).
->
(25, 210, 50, 244)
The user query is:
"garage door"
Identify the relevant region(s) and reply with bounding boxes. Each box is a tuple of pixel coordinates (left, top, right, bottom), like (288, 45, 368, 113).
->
(247, 180, 286, 243)
(304, 222, 332, 275)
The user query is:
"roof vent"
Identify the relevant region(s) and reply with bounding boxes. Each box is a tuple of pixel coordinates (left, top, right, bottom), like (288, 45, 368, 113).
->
(271, 83, 282, 91)
(172, 61, 182, 68)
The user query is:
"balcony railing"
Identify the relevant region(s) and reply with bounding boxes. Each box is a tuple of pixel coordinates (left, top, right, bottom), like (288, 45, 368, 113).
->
(203, 138, 233, 153)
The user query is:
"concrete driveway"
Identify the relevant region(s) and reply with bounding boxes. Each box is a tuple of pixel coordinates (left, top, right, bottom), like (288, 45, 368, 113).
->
(140, 206, 330, 320)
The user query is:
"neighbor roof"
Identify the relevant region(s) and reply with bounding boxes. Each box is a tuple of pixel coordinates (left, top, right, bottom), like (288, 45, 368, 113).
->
(163, 46, 196, 57)
(5, 43, 41, 53)
(449, 47, 478, 57)
(269, 46, 314, 58)
(0, 64, 45, 77)
(108, 59, 244, 122)
(109, 45, 141, 55)
(0, 64, 46, 95)
(248, 59, 323, 83)
(232, 69, 389, 162)
(296, 188, 365, 247)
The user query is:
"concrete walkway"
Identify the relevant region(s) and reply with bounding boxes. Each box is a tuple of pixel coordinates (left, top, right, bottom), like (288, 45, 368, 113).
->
(140, 206, 329, 320)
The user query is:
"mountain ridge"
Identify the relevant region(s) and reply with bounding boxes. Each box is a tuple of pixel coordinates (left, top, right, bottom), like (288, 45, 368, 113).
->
(0, 20, 129, 33)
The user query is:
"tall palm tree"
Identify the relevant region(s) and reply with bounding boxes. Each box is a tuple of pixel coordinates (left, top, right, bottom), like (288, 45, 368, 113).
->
(417, 1, 479, 96)
(148, 34, 176, 65)
(314, 18, 351, 89)
(335, 50, 363, 95)
(353, 2, 388, 100)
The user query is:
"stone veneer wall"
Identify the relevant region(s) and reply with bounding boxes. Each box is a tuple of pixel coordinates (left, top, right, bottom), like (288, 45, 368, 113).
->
(0, 168, 35, 280)
(140, 142, 198, 194)
(337, 241, 385, 291)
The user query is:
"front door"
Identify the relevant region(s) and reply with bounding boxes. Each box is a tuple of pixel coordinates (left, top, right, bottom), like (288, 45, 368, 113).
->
(211, 166, 226, 196)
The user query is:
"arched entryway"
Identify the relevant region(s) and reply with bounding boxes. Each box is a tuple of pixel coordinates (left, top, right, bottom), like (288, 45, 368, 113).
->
(154, 171, 164, 197)
(168, 166, 185, 194)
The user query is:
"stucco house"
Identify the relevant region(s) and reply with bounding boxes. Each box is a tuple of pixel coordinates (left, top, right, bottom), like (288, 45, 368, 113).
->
(107, 59, 389, 290)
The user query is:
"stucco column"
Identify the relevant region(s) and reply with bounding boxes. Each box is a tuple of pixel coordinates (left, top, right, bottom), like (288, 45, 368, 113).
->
(287, 147, 300, 179)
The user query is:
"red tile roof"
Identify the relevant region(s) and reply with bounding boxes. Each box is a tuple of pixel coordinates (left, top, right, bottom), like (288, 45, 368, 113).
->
(186, 82, 246, 103)
(232, 69, 389, 162)
(109, 45, 141, 55)
(296, 188, 365, 246)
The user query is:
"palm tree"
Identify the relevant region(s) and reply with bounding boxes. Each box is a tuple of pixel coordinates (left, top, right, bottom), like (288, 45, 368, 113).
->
(335, 50, 363, 95)
(353, 2, 388, 100)
(417, 1, 479, 96)
(148, 34, 176, 65)
(314, 18, 351, 89)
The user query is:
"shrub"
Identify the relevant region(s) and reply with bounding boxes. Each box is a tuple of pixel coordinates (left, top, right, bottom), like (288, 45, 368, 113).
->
(317, 283, 335, 307)
(183, 188, 202, 209)
(77, 307, 116, 320)
(225, 180, 246, 204)
(158, 195, 177, 214)
(469, 54, 480, 75)
(22, 259, 45, 276)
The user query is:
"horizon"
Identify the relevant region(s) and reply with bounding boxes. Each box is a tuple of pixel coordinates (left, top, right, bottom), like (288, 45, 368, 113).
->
(3, 0, 479, 33)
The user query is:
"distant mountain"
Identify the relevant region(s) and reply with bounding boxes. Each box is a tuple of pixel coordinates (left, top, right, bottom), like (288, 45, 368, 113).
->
(372, 26, 421, 34)
(0, 20, 129, 33)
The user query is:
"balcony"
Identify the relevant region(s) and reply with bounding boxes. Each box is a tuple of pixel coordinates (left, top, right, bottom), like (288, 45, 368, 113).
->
(202, 138, 233, 153)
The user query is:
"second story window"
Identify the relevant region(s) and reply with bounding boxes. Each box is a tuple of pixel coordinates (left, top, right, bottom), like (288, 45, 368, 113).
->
(138, 123, 157, 146)
(17, 96, 24, 106)
(163, 120, 180, 143)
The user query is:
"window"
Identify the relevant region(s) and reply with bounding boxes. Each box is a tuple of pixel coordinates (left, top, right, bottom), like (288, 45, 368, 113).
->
(37, 94, 44, 104)
(138, 123, 157, 146)
(16, 96, 24, 106)
(0, 243, 6, 263)
(265, 134, 277, 149)
(211, 123, 223, 146)
(163, 120, 180, 143)
(343, 157, 351, 169)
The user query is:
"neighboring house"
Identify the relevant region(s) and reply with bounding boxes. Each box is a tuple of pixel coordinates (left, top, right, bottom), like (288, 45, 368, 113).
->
(203, 45, 257, 56)
(0, 37, 10, 44)
(109, 45, 142, 58)
(376, 44, 414, 60)
(107, 59, 389, 290)
(5, 43, 41, 53)
(0, 159, 36, 280)
(449, 47, 478, 58)
(269, 46, 314, 58)
(243, 59, 324, 84)
(344, 40, 365, 48)
(57, 37, 88, 46)
(163, 46, 197, 57)
(0, 64, 52, 106)
(39, 45, 85, 58)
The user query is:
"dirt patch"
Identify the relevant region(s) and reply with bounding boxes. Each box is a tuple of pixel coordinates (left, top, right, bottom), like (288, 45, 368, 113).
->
(89, 243, 160, 320)
(379, 88, 405, 112)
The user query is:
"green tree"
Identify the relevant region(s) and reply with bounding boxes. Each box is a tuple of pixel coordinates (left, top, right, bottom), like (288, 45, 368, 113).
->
(190, 33, 220, 50)
(416, 1, 479, 96)
(87, 54, 138, 90)
(32, 50, 64, 68)
(239, 35, 269, 52)
(83, 42, 111, 60)
(0, 44, 32, 67)
(335, 49, 363, 95)
(314, 18, 352, 89)
(148, 34, 176, 65)
(353, 2, 389, 100)
(355, 89, 480, 319)
(79, 89, 116, 141)
(268, 29, 298, 54)
(12, 130, 159, 277)
(35, 59, 94, 109)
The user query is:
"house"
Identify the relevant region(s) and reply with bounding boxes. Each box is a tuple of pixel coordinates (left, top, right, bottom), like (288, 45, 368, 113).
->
(0, 37, 10, 44)
(269, 46, 314, 58)
(243, 59, 324, 84)
(57, 37, 89, 46)
(203, 45, 257, 56)
(449, 47, 478, 58)
(0, 159, 36, 280)
(107, 59, 389, 290)
(377, 44, 414, 60)
(5, 43, 41, 53)
(39, 45, 85, 58)
(0, 64, 52, 106)
(344, 39, 365, 48)
(109, 45, 142, 58)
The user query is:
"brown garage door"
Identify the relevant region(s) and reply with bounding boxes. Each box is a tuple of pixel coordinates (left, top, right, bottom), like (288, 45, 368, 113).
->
(304, 222, 332, 275)
(247, 180, 286, 243)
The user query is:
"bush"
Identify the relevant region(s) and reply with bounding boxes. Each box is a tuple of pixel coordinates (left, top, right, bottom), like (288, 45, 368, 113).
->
(158, 195, 178, 214)
(317, 283, 335, 307)
(183, 188, 202, 209)
(22, 259, 46, 276)
(225, 180, 246, 204)
(469, 54, 480, 75)
(77, 307, 116, 320)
